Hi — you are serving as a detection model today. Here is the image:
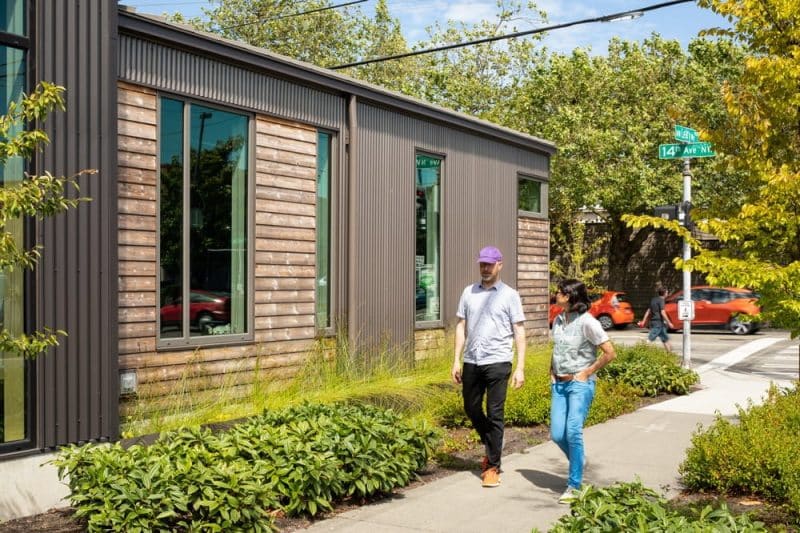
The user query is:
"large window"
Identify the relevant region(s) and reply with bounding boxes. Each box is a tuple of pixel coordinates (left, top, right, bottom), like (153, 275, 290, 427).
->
(315, 132, 332, 329)
(0, 0, 28, 446)
(158, 98, 250, 345)
(415, 153, 441, 323)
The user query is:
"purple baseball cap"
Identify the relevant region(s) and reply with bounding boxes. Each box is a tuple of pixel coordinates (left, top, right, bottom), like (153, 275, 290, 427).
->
(477, 246, 503, 263)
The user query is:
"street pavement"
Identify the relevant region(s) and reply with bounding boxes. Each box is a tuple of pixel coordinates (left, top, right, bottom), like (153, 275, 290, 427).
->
(303, 330, 796, 533)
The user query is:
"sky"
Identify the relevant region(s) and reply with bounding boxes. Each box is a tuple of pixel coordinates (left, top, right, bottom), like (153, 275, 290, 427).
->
(120, 0, 732, 55)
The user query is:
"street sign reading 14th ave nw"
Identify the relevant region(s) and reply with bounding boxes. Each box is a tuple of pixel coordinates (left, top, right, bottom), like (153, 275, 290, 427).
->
(659, 142, 716, 159)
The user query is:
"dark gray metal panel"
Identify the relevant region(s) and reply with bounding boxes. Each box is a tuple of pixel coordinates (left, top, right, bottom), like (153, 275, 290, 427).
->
(352, 103, 549, 346)
(118, 34, 345, 131)
(34, 0, 119, 448)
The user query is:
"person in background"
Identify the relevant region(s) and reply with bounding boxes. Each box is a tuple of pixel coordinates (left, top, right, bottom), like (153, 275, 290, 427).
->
(638, 286, 675, 352)
(550, 279, 616, 503)
(452, 245, 526, 488)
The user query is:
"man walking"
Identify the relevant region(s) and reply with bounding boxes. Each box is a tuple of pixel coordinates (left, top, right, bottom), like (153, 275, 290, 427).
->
(452, 245, 526, 487)
(638, 286, 675, 352)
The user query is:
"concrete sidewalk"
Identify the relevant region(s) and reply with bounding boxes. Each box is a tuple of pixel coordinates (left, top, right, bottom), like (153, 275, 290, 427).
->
(303, 337, 791, 533)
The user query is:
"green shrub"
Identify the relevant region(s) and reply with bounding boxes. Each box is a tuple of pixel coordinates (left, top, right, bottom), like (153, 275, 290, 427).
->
(547, 481, 767, 532)
(54, 402, 438, 531)
(601, 342, 699, 395)
(680, 384, 800, 513)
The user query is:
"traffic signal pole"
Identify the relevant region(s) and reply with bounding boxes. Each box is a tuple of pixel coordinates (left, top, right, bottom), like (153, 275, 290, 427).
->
(681, 159, 692, 368)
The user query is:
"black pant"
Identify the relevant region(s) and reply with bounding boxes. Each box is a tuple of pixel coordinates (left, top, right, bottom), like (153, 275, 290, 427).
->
(461, 362, 512, 469)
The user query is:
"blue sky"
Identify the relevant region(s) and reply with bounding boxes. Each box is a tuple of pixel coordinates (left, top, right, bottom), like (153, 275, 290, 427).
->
(121, 0, 731, 55)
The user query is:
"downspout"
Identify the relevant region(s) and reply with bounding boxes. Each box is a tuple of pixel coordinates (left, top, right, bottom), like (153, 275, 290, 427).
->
(346, 94, 357, 346)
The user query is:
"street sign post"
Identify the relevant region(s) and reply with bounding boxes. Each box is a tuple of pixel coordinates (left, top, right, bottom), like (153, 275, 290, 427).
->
(659, 142, 715, 159)
(674, 124, 699, 143)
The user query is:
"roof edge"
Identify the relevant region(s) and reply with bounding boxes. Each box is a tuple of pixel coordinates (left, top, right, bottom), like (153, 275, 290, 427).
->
(118, 11, 556, 155)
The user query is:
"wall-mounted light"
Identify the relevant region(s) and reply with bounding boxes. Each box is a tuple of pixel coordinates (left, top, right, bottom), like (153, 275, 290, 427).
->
(120, 369, 138, 396)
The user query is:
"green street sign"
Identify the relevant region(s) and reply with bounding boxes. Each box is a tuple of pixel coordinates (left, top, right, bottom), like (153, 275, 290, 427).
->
(674, 125, 699, 143)
(659, 142, 716, 159)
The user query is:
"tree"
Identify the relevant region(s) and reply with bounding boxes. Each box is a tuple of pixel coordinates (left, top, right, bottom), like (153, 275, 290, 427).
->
(0, 82, 92, 358)
(502, 36, 744, 288)
(169, 0, 374, 68)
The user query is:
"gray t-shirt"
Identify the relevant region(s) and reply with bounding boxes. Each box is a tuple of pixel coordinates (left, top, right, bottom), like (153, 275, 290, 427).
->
(456, 281, 525, 366)
(551, 311, 609, 375)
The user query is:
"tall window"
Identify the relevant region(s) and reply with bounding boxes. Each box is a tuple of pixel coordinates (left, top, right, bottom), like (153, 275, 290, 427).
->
(415, 153, 441, 323)
(1, 0, 28, 445)
(315, 132, 332, 329)
(518, 176, 543, 214)
(158, 98, 250, 344)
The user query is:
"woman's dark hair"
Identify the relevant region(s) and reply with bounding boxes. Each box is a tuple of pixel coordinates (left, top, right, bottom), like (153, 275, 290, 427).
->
(557, 279, 592, 314)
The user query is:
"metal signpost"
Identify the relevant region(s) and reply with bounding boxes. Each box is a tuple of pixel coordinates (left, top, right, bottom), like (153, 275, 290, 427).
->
(657, 125, 715, 368)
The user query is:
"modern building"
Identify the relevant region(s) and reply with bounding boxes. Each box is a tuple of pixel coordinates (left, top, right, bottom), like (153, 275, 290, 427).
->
(0, 0, 552, 481)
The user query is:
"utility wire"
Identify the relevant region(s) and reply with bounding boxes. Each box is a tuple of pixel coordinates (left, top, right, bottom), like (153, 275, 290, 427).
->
(331, 0, 693, 69)
(219, 0, 368, 30)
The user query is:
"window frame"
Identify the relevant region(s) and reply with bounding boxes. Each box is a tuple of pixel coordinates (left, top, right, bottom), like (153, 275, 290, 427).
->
(315, 129, 337, 335)
(414, 149, 445, 329)
(156, 94, 255, 350)
(517, 173, 547, 217)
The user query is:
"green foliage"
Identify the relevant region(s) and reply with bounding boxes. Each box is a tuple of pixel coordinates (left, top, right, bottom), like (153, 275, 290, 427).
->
(0, 81, 92, 359)
(599, 341, 700, 396)
(55, 402, 438, 531)
(681, 384, 800, 513)
(550, 212, 608, 290)
(547, 481, 766, 532)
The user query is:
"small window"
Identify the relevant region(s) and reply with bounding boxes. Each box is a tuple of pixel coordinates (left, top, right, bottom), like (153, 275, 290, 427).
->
(316, 132, 332, 329)
(415, 153, 442, 323)
(518, 177, 542, 214)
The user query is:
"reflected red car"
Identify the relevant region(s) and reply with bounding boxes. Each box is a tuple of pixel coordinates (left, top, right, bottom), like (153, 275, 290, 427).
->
(160, 289, 231, 330)
(664, 286, 760, 335)
(549, 290, 635, 330)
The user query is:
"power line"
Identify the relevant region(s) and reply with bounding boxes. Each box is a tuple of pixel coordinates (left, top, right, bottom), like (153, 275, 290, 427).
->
(331, 0, 693, 69)
(219, 0, 368, 31)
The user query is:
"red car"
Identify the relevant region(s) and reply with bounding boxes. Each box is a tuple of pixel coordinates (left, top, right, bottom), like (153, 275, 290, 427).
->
(160, 289, 231, 331)
(549, 290, 636, 330)
(664, 286, 761, 335)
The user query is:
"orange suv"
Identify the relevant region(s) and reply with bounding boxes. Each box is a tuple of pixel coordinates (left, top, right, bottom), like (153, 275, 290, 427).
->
(549, 290, 635, 330)
(663, 286, 761, 335)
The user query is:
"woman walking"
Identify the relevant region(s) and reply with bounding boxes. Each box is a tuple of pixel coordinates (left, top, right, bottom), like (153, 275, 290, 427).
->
(550, 279, 616, 503)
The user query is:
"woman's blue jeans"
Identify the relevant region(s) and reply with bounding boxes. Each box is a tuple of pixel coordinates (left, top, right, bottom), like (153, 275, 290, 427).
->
(550, 379, 596, 489)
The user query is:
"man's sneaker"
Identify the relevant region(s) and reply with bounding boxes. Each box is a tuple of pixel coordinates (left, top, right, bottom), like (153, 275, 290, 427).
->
(481, 467, 501, 487)
(558, 487, 577, 504)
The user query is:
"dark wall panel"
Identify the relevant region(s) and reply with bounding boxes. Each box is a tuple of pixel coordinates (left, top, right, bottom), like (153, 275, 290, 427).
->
(118, 34, 346, 131)
(353, 103, 549, 346)
(34, 0, 119, 448)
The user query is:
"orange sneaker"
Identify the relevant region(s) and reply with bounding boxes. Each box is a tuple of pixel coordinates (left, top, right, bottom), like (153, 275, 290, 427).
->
(481, 467, 500, 487)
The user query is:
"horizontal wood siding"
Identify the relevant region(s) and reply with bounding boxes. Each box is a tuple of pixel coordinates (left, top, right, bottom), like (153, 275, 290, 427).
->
(117, 83, 318, 405)
(518, 216, 550, 338)
(414, 329, 447, 360)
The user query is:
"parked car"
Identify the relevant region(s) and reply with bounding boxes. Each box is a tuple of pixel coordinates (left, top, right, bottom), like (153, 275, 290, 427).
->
(549, 290, 635, 330)
(663, 286, 761, 335)
(160, 289, 231, 331)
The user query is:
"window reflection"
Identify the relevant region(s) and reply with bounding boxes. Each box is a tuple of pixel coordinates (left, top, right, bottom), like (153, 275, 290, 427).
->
(158, 100, 249, 341)
(415, 154, 441, 322)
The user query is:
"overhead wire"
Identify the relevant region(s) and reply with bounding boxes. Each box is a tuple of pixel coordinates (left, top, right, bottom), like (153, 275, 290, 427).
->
(331, 0, 694, 69)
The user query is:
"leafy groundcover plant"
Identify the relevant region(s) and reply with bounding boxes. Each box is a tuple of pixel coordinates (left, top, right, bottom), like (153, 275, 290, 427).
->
(545, 481, 767, 532)
(53, 402, 439, 532)
(681, 384, 800, 515)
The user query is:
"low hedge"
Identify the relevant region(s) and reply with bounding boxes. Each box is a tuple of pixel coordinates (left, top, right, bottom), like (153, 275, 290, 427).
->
(546, 481, 766, 532)
(53, 402, 439, 532)
(680, 384, 800, 514)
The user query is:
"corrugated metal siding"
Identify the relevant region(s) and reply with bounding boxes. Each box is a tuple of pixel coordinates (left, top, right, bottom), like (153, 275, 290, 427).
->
(118, 34, 345, 131)
(34, 0, 119, 448)
(353, 103, 549, 346)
